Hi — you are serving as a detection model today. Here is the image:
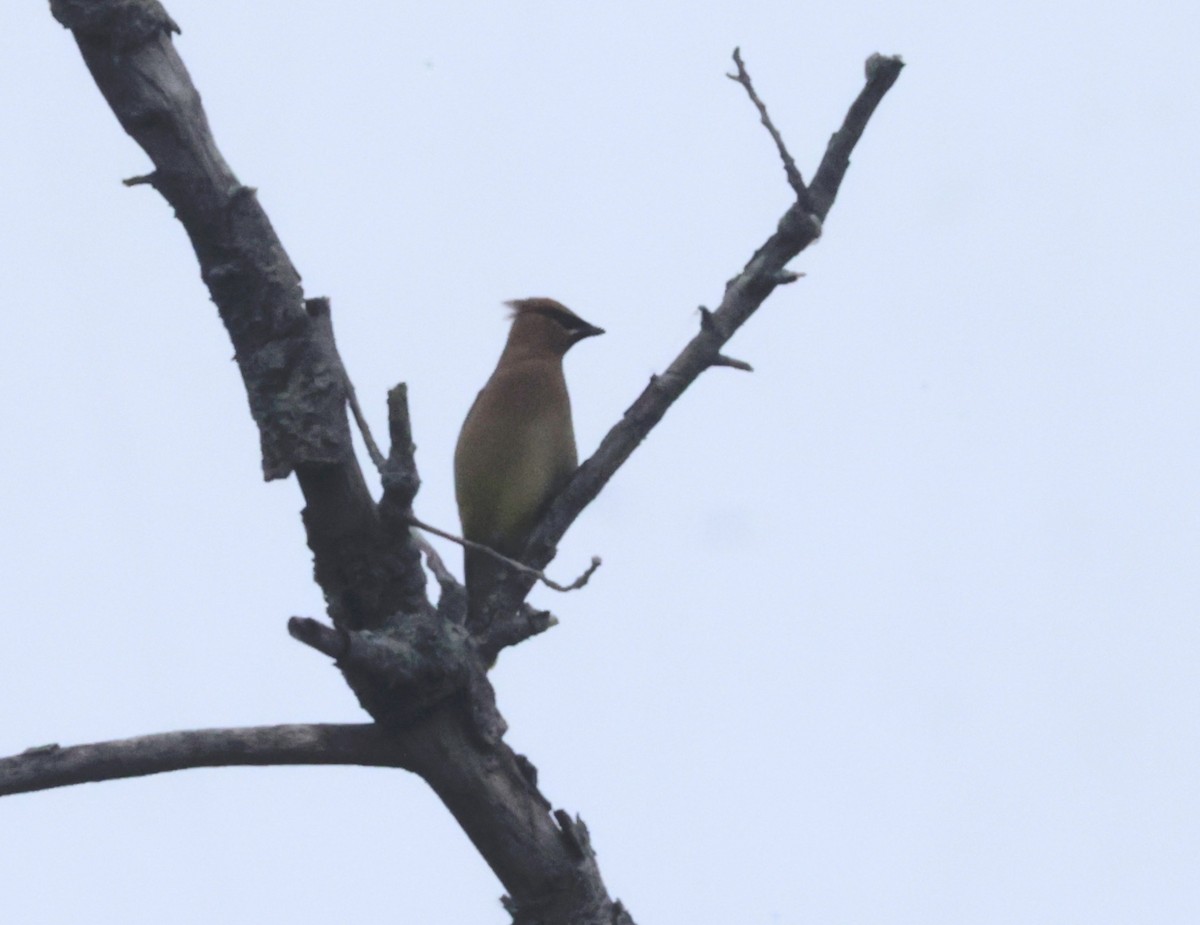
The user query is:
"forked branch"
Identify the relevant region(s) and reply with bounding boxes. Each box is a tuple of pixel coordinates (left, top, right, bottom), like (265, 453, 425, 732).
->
(38, 5, 903, 922)
(502, 48, 905, 613)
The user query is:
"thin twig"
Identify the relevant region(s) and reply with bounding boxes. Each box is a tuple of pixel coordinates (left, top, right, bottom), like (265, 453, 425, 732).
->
(727, 47, 811, 208)
(409, 517, 601, 593)
(414, 532, 457, 587)
(302, 297, 387, 475)
(411, 532, 469, 625)
(346, 374, 387, 474)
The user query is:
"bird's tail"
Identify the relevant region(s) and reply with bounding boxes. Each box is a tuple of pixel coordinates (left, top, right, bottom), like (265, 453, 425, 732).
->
(464, 545, 513, 629)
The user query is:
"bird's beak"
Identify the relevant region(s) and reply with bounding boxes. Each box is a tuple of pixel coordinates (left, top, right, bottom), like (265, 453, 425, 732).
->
(576, 322, 605, 340)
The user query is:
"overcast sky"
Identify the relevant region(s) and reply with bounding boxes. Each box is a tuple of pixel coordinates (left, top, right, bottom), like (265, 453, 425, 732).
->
(3, 1, 1198, 923)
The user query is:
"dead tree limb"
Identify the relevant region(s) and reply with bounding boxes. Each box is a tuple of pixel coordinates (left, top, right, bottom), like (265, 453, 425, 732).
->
(495, 48, 905, 624)
(0, 725, 409, 797)
(38, 2, 903, 922)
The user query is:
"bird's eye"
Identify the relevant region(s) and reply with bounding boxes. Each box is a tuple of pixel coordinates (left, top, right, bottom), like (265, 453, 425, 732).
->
(532, 306, 584, 330)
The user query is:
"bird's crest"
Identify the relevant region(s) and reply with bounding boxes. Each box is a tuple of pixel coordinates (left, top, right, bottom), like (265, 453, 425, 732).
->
(506, 298, 600, 337)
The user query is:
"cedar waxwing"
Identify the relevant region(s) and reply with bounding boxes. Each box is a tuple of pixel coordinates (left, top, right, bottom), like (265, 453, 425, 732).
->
(454, 298, 604, 624)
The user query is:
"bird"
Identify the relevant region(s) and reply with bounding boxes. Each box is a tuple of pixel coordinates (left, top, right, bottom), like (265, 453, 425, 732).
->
(454, 298, 604, 625)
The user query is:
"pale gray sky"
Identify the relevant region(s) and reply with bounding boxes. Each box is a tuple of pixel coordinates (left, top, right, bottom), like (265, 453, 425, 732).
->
(2, 1, 1198, 923)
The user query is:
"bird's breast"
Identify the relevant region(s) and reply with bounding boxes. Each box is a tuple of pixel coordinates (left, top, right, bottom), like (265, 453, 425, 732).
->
(454, 360, 578, 553)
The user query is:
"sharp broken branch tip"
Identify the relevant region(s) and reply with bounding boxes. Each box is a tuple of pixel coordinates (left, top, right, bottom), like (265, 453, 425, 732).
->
(305, 296, 330, 318)
(122, 173, 156, 187)
(21, 743, 61, 756)
(726, 46, 748, 83)
(866, 53, 905, 79)
(287, 616, 351, 661)
(773, 269, 804, 285)
(554, 809, 589, 860)
(712, 354, 754, 372)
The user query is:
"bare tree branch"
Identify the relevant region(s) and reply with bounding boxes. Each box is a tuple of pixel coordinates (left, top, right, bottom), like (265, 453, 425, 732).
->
(44, 4, 903, 922)
(809, 53, 906, 218)
(47, 4, 637, 920)
(498, 50, 905, 618)
(727, 46, 810, 207)
(0, 725, 410, 797)
(51, 0, 424, 633)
